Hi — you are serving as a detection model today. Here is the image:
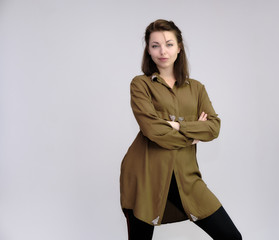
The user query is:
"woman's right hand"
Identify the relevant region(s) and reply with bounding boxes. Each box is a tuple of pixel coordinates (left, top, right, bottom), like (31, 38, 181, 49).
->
(192, 112, 207, 144)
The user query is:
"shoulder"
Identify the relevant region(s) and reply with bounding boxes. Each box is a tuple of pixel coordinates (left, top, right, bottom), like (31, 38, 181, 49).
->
(188, 78, 208, 91)
(188, 78, 204, 88)
(130, 75, 153, 93)
(131, 74, 151, 85)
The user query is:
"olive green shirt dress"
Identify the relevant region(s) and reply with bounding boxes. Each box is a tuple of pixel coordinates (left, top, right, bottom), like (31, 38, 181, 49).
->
(120, 73, 221, 226)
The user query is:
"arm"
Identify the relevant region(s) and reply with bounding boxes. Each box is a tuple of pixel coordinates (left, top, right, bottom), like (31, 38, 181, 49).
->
(130, 78, 193, 150)
(168, 111, 208, 144)
(179, 85, 221, 142)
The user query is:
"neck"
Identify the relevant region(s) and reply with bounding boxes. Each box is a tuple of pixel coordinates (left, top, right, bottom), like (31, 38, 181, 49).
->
(158, 67, 176, 88)
(158, 68, 175, 81)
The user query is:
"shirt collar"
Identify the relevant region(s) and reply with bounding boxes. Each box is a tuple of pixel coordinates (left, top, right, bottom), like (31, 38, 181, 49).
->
(150, 72, 160, 82)
(150, 73, 190, 85)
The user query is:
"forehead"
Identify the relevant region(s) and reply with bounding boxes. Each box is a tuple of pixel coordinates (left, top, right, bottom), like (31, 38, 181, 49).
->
(149, 31, 177, 43)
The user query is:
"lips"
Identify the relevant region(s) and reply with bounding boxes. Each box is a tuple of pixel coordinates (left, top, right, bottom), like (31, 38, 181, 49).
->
(158, 58, 168, 62)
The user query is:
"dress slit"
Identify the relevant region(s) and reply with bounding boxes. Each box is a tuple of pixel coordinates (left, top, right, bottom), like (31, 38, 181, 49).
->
(161, 172, 189, 223)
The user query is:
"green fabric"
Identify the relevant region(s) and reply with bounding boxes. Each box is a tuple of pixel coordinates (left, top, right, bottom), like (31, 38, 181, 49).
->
(120, 73, 221, 226)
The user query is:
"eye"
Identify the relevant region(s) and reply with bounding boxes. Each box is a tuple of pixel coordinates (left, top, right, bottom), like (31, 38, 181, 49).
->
(167, 43, 174, 47)
(151, 45, 159, 48)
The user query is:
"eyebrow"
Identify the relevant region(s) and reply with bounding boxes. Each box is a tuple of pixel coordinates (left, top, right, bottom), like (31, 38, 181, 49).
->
(151, 40, 174, 44)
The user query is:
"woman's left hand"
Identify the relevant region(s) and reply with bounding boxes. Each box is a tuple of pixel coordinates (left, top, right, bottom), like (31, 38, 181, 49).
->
(167, 121, 180, 130)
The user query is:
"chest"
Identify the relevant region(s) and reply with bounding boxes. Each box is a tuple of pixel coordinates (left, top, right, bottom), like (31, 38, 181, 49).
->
(149, 83, 199, 120)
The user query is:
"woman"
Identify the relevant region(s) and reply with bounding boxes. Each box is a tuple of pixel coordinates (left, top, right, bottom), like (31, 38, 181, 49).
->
(120, 19, 242, 240)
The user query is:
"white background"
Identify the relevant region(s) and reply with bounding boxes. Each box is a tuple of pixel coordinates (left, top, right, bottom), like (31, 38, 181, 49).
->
(1, 0, 279, 239)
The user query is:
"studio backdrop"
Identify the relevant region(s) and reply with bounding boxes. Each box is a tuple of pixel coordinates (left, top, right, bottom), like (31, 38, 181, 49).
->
(0, 0, 278, 239)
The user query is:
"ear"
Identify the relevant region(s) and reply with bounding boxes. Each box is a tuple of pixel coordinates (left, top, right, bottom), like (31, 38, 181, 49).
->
(177, 44, 181, 54)
(177, 47, 181, 54)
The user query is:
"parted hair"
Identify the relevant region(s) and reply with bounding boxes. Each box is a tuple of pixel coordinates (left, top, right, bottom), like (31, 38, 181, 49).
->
(141, 19, 190, 87)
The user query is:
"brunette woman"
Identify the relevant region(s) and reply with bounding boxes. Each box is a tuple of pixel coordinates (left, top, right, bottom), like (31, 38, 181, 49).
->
(120, 19, 242, 240)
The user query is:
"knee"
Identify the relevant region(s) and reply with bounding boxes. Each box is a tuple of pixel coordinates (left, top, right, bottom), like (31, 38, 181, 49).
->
(229, 229, 242, 240)
(235, 231, 242, 240)
(220, 228, 242, 240)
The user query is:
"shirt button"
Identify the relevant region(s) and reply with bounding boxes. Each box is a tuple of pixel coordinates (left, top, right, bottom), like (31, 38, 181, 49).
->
(169, 115, 176, 121)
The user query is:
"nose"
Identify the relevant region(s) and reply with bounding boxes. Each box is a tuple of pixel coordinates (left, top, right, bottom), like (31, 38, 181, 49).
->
(160, 45, 166, 55)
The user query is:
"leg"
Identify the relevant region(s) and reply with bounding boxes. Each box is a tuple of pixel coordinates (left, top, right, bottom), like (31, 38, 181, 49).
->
(162, 172, 189, 224)
(194, 206, 242, 240)
(123, 209, 154, 240)
(167, 172, 188, 215)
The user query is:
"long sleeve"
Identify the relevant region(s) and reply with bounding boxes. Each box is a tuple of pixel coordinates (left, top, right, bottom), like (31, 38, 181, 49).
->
(130, 77, 193, 150)
(179, 85, 221, 142)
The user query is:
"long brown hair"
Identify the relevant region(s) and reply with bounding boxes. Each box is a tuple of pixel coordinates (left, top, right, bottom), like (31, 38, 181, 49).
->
(141, 19, 190, 87)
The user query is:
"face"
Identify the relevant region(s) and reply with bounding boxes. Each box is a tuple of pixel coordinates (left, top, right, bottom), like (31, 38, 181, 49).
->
(148, 31, 181, 72)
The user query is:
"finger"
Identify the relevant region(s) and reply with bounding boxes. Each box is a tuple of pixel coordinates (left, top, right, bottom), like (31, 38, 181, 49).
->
(200, 112, 207, 121)
(199, 112, 205, 121)
(201, 113, 207, 121)
(204, 113, 207, 121)
(192, 139, 200, 144)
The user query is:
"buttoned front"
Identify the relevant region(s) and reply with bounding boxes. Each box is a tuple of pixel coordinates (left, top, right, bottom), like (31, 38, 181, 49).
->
(120, 73, 221, 225)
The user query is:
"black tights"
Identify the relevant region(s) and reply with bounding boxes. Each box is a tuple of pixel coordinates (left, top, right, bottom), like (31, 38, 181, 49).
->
(124, 206, 242, 240)
(124, 174, 242, 240)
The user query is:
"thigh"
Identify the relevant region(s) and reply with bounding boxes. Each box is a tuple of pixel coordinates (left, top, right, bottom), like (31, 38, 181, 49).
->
(167, 172, 187, 214)
(123, 209, 154, 240)
(194, 206, 242, 240)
